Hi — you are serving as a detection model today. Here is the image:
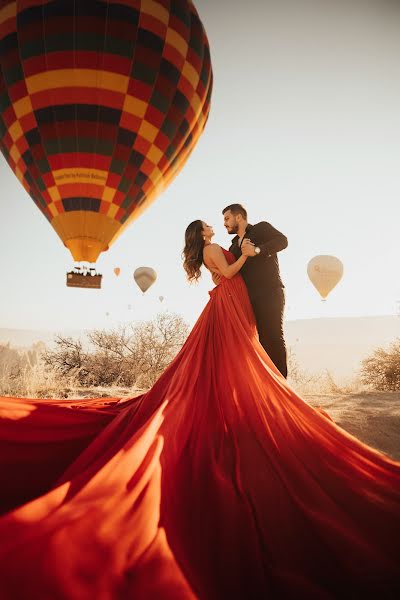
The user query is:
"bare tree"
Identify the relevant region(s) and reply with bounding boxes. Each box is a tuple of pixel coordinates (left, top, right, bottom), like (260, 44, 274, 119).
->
(42, 336, 86, 373)
(42, 313, 189, 389)
(360, 338, 400, 391)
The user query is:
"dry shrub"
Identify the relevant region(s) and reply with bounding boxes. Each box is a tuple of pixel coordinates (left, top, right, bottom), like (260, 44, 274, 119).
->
(361, 338, 400, 391)
(42, 312, 189, 391)
(0, 313, 189, 398)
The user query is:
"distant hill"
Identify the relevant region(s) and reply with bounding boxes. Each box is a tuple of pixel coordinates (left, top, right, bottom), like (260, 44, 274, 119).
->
(0, 328, 86, 349)
(285, 315, 400, 378)
(1, 315, 399, 379)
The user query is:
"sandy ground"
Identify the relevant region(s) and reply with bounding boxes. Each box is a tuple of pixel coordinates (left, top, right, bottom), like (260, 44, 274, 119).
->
(306, 391, 400, 461)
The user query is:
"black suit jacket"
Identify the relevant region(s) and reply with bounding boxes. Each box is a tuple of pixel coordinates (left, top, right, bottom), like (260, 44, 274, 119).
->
(229, 222, 288, 299)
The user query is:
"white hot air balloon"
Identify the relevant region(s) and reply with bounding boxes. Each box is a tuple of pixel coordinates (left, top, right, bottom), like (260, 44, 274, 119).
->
(134, 267, 157, 294)
(307, 255, 343, 300)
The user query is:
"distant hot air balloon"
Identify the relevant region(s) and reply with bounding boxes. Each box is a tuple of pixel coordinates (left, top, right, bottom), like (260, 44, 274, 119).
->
(134, 267, 157, 293)
(0, 1, 213, 263)
(307, 256, 343, 300)
(159, 295, 165, 303)
(113, 267, 121, 277)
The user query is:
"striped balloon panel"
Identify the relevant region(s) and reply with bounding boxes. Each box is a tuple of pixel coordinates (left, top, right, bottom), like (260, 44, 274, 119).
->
(0, 0, 212, 261)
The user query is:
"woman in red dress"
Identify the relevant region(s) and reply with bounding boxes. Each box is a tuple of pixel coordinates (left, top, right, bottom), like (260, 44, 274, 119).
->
(0, 220, 399, 599)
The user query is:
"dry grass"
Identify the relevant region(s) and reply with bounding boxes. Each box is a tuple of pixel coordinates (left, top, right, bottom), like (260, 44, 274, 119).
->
(0, 361, 140, 400)
(1, 363, 76, 399)
(287, 368, 366, 396)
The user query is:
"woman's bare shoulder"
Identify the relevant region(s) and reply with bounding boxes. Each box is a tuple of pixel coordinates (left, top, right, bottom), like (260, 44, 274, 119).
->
(203, 243, 221, 254)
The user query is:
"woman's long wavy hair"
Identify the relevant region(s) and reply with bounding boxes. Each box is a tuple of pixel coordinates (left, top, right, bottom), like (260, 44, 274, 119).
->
(182, 220, 205, 283)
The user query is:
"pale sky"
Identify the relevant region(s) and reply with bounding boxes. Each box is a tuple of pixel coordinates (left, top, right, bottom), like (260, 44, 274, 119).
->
(1, 0, 399, 332)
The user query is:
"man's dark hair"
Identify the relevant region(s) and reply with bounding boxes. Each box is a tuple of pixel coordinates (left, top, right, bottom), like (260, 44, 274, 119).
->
(222, 204, 247, 220)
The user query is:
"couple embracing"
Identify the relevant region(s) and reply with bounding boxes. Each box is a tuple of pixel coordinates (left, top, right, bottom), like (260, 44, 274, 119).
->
(183, 203, 288, 378)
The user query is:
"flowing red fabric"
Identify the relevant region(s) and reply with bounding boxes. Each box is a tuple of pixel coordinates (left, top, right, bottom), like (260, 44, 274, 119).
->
(0, 249, 399, 599)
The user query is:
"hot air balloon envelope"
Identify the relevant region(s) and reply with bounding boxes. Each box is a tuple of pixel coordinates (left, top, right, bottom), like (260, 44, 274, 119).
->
(307, 256, 343, 300)
(134, 267, 157, 293)
(0, 1, 213, 263)
(114, 268, 121, 277)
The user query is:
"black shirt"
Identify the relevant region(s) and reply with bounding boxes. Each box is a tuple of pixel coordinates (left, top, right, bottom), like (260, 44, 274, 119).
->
(229, 222, 288, 298)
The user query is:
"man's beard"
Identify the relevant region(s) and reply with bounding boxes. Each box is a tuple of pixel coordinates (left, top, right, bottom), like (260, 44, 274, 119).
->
(227, 224, 239, 235)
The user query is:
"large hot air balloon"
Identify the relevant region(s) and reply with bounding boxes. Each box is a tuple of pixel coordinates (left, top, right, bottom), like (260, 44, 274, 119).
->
(134, 267, 157, 293)
(0, 1, 213, 263)
(307, 255, 343, 300)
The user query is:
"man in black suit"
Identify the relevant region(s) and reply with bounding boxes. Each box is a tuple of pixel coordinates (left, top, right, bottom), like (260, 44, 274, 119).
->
(222, 203, 288, 378)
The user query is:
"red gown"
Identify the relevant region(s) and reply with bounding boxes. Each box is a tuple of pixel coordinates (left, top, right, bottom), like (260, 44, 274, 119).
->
(0, 249, 399, 599)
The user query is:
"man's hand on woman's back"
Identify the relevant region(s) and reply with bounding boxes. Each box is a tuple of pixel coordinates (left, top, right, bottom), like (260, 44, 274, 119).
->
(212, 272, 222, 285)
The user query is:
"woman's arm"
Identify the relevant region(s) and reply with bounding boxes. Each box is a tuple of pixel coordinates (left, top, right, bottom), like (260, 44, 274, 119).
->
(203, 244, 247, 279)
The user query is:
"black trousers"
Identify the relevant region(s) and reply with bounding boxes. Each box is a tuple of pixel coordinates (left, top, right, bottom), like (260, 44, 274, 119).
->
(249, 287, 287, 378)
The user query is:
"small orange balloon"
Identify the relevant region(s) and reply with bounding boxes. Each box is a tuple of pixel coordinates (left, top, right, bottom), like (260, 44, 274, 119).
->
(114, 267, 121, 277)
